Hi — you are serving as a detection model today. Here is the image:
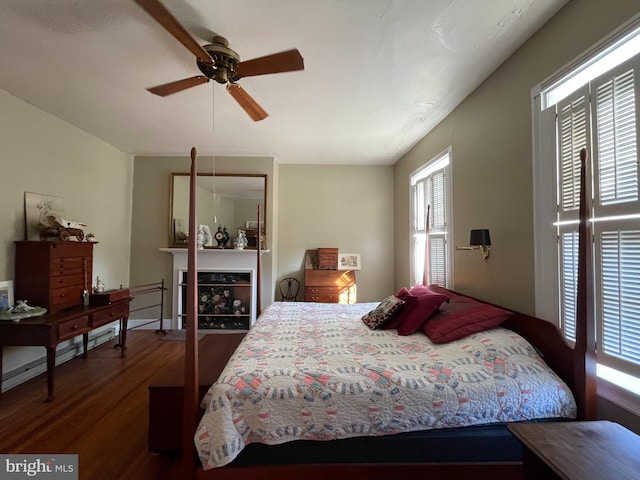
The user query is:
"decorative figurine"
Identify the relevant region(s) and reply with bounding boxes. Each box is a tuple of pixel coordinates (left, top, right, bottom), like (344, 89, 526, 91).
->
(234, 229, 248, 250)
(199, 225, 213, 246)
(94, 276, 106, 293)
(38, 213, 87, 242)
(197, 227, 205, 250)
(8, 300, 36, 313)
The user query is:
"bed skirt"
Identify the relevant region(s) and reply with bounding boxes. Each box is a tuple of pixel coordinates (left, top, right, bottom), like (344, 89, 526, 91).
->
(225, 419, 566, 467)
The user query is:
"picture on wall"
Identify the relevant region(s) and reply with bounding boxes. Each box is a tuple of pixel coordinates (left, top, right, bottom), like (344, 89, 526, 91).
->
(0, 280, 14, 313)
(24, 192, 65, 241)
(337, 253, 361, 270)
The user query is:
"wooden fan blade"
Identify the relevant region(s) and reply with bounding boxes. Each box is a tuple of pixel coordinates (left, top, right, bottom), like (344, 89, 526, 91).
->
(147, 76, 210, 96)
(227, 84, 268, 121)
(134, 0, 213, 65)
(236, 49, 304, 78)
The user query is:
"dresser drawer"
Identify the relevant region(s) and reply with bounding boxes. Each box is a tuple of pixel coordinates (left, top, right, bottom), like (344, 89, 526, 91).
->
(50, 273, 85, 289)
(58, 315, 90, 340)
(50, 243, 93, 259)
(305, 286, 342, 295)
(304, 293, 339, 303)
(92, 303, 129, 328)
(51, 257, 86, 277)
(51, 285, 84, 307)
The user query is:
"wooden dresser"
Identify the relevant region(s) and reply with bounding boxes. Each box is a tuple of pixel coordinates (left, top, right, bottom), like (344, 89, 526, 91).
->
(15, 241, 94, 313)
(6, 240, 130, 401)
(304, 269, 356, 303)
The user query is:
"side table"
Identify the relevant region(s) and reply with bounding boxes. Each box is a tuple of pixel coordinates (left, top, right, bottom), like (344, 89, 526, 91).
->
(0, 300, 129, 401)
(508, 420, 640, 479)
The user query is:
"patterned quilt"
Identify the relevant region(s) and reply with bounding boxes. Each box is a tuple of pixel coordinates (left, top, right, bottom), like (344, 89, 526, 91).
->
(195, 301, 576, 469)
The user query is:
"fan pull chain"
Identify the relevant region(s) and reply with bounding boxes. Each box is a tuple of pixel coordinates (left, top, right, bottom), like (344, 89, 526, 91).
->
(211, 82, 217, 225)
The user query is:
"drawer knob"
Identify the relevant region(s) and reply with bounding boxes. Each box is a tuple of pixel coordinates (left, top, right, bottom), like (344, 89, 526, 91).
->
(72, 324, 79, 330)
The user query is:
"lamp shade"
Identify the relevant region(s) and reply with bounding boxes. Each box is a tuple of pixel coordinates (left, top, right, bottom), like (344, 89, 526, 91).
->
(469, 229, 491, 246)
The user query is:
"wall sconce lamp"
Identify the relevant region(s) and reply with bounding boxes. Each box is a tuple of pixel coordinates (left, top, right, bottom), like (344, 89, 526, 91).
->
(457, 229, 491, 259)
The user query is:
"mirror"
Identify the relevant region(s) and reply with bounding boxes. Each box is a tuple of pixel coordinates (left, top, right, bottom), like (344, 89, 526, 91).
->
(170, 173, 266, 248)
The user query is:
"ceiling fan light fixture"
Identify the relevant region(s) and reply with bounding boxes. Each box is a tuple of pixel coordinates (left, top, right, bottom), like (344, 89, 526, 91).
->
(198, 37, 241, 84)
(136, 0, 303, 121)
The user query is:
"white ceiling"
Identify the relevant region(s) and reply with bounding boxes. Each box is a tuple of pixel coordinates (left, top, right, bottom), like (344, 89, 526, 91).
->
(0, 0, 567, 165)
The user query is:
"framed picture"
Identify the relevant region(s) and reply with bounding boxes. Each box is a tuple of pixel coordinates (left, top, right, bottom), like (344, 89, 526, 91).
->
(0, 280, 14, 313)
(245, 220, 264, 230)
(24, 192, 65, 241)
(337, 253, 361, 270)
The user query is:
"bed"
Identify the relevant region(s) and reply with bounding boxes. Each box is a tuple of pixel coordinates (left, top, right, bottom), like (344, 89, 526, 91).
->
(178, 147, 596, 479)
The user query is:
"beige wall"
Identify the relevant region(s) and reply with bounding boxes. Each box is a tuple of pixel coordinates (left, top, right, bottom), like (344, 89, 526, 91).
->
(277, 164, 394, 303)
(393, 0, 640, 315)
(0, 89, 133, 375)
(130, 160, 394, 313)
(130, 155, 276, 320)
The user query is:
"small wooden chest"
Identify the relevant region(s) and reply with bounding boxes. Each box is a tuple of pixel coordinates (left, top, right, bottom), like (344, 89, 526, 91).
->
(318, 248, 339, 270)
(90, 288, 130, 305)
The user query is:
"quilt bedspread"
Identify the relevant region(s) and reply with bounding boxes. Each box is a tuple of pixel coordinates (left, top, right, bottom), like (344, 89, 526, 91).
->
(195, 301, 576, 469)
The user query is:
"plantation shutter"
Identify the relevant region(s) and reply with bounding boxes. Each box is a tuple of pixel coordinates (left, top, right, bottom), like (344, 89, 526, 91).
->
(556, 86, 590, 340)
(427, 170, 447, 287)
(591, 57, 640, 376)
(412, 165, 447, 287)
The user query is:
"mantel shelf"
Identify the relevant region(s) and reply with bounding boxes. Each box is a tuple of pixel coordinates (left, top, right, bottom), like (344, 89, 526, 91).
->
(160, 248, 270, 255)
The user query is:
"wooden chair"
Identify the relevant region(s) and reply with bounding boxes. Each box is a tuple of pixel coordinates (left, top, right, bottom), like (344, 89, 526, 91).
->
(279, 277, 300, 301)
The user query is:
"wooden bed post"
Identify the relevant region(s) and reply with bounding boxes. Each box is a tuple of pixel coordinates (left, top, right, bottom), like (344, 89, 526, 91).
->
(575, 147, 597, 420)
(422, 204, 430, 286)
(182, 147, 200, 478)
(256, 204, 262, 315)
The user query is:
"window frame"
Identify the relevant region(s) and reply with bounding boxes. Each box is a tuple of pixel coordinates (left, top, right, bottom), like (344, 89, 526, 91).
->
(409, 148, 453, 288)
(532, 15, 640, 412)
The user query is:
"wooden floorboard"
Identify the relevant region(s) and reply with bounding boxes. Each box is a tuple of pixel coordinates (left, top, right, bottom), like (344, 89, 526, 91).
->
(0, 330, 184, 480)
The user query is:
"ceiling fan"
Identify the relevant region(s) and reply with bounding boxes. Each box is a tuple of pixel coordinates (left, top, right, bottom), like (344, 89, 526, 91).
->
(134, 0, 304, 121)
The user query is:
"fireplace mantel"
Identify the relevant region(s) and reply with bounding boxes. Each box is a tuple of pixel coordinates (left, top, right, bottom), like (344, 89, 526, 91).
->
(160, 247, 269, 330)
(159, 247, 269, 256)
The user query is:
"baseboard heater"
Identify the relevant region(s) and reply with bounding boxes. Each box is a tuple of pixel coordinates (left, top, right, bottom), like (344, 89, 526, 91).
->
(1, 327, 117, 393)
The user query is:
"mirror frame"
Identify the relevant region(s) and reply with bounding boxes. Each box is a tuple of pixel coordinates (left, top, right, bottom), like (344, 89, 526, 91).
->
(169, 173, 267, 248)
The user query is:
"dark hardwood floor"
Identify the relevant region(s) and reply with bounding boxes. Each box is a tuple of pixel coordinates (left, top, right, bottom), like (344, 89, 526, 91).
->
(0, 330, 184, 480)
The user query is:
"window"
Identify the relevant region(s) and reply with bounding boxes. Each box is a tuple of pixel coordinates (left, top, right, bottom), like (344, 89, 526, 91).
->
(410, 149, 453, 288)
(533, 17, 640, 398)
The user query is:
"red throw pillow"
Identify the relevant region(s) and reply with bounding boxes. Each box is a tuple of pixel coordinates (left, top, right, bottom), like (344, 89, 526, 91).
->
(421, 295, 513, 343)
(383, 288, 416, 330)
(383, 287, 447, 335)
(408, 285, 432, 296)
(425, 284, 457, 299)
